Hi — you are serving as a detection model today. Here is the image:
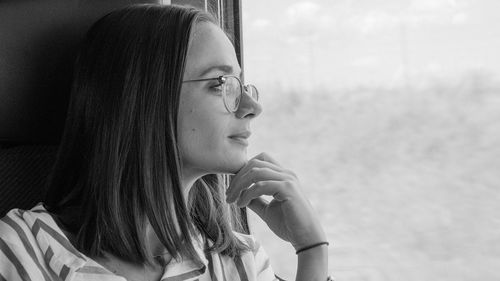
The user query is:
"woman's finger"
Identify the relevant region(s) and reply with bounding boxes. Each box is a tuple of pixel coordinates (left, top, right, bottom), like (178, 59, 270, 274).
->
(231, 157, 283, 185)
(246, 197, 269, 218)
(254, 152, 281, 166)
(236, 180, 291, 208)
(226, 167, 292, 203)
(250, 153, 297, 178)
(227, 159, 284, 198)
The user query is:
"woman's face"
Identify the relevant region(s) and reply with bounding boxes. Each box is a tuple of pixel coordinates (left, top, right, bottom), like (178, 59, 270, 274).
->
(178, 22, 262, 177)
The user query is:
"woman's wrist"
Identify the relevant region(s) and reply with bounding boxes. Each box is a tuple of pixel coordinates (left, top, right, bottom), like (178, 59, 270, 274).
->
(295, 241, 329, 255)
(296, 242, 328, 258)
(296, 242, 329, 281)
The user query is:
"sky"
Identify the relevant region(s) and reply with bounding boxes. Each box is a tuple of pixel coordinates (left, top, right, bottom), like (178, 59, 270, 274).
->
(242, 0, 500, 91)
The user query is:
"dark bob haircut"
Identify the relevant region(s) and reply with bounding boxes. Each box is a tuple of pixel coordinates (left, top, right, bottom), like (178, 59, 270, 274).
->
(44, 4, 250, 266)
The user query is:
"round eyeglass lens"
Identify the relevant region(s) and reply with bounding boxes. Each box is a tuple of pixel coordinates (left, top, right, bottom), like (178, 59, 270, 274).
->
(245, 84, 259, 101)
(223, 76, 242, 112)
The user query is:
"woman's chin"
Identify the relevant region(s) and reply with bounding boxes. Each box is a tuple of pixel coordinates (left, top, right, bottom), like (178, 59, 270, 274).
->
(230, 162, 247, 174)
(217, 155, 248, 175)
(219, 160, 246, 175)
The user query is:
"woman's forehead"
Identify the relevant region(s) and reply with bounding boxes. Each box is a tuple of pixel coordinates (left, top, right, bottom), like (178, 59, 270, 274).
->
(185, 22, 240, 79)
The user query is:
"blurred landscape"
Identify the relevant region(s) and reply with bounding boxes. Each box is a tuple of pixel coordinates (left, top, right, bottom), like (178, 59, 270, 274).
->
(242, 1, 500, 279)
(246, 73, 500, 280)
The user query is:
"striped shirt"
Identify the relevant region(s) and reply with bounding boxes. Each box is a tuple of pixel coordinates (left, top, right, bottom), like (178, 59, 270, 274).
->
(0, 203, 280, 281)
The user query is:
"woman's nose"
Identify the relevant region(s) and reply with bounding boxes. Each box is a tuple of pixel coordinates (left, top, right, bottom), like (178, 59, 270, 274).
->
(235, 90, 262, 119)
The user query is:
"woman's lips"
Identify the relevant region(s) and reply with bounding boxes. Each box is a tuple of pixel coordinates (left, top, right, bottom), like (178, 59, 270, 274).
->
(229, 136, 249, 146)
(228, 131, 251, 146)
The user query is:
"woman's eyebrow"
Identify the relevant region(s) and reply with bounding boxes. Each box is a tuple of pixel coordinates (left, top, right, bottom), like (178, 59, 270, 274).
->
(197, 64, 241, 78)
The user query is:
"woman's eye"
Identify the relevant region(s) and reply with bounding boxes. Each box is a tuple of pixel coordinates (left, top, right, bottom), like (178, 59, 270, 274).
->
(209, 83, 224, 93)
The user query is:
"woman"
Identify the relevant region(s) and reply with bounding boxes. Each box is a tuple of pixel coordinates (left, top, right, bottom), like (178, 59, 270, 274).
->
(0, 4, 329, 281)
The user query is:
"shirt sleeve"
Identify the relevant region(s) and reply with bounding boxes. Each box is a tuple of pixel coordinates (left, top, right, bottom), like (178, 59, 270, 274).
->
(0, 238, 29, 281)
(0, 210, 51, 281)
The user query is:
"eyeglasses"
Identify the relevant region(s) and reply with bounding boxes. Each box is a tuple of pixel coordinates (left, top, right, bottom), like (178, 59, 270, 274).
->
(182, 75, 259, 113)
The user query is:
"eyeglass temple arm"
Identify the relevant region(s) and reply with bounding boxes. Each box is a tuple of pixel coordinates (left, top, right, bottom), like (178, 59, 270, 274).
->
(183, 77, 223, 83)
(183, 75, 245, 83)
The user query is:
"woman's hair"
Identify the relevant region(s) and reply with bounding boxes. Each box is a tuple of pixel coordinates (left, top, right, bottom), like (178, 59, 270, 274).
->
(44, 4, 250, 266)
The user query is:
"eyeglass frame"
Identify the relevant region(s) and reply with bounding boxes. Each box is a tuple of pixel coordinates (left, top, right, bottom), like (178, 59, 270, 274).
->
(182, 75, 259, 113)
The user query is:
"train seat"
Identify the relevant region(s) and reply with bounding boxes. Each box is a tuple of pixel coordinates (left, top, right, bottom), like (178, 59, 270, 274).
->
(0, 0, 159, 217)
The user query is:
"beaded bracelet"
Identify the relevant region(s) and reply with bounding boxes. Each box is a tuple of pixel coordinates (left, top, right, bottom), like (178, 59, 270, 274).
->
(295, 241, 329, 254)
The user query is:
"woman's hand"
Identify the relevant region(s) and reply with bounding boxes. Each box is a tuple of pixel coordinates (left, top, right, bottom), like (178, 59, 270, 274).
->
(226, 152, 327, 251)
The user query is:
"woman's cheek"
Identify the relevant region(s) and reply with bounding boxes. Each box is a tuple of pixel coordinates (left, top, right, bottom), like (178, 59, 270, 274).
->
(191, 127, 211, 150)
(186, 118, 221, 153)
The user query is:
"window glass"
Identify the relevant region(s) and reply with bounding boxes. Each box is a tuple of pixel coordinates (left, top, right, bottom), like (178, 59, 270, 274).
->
(171, 0, 243, 65)
(244, 0, 500, 280)
(171, 0, 205, 9)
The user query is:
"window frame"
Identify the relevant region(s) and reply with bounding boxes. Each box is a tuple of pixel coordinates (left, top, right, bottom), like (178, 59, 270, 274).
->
(169, 0, 244, 79)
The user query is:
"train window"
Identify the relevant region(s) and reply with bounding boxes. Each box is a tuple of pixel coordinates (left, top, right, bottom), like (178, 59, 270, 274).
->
(243, 0, 500, 280)
(169, 0, 243, 68)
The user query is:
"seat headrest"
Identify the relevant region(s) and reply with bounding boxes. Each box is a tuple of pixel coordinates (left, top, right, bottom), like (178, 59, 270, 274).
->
(0, 0, 160, 145)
